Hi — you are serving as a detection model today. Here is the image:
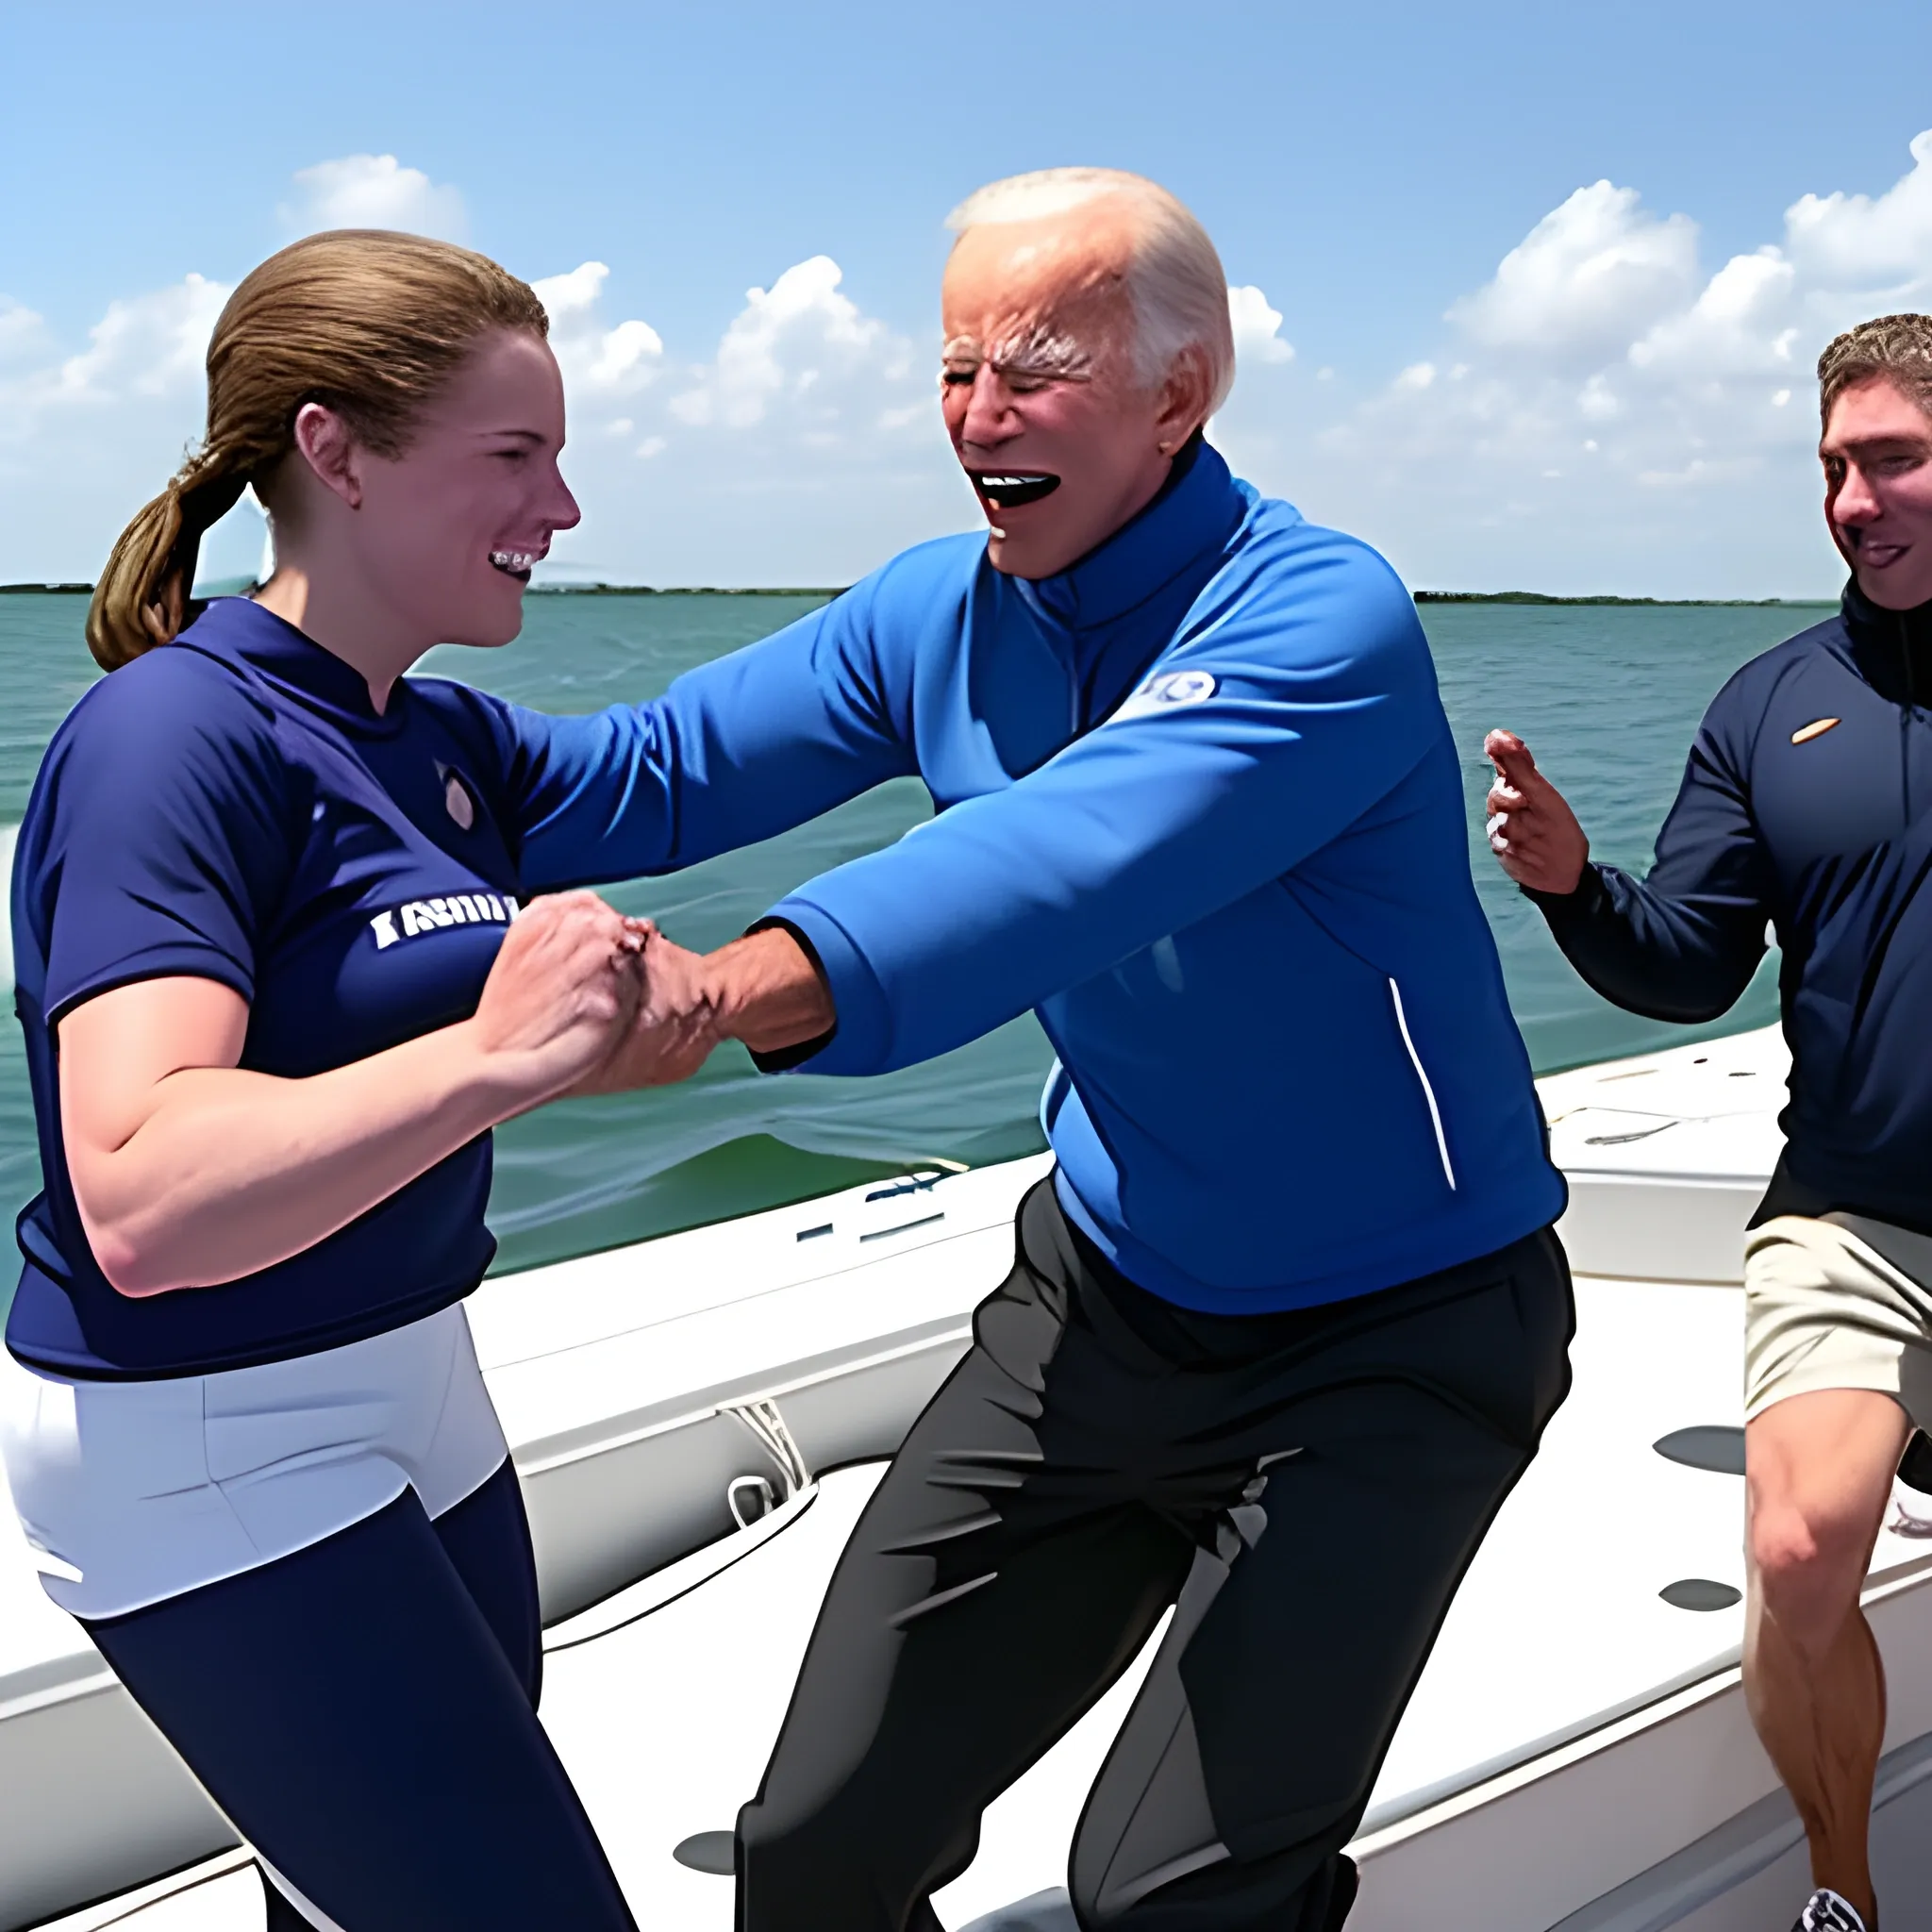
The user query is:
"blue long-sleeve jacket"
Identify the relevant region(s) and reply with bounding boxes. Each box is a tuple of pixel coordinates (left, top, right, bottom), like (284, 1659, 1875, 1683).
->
(1532, 582, 1932, 1232)
(508, 442, 1562, 1311)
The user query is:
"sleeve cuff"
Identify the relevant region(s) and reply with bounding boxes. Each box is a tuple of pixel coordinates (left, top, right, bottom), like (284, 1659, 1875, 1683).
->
(1521, 864, 1607, 923)
(748, 901, 894, 1075)
(45, 949, 256, 1029)
(741, 919, 837, 1073)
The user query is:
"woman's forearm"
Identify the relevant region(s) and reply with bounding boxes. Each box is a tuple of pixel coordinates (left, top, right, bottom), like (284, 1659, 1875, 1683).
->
(72, 1017, 544, 1296)
(62, 895, 641, 1296)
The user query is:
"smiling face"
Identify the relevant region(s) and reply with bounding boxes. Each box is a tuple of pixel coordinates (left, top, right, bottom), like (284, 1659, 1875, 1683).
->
(1822, 375, 1932, 611)
(941, 205, 1208, 579)
(350, 327, 580, 648)
(264, 325, 582, 665)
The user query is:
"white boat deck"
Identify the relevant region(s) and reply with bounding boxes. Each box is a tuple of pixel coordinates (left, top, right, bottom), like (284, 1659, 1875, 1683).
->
(12, 1024, 1932, 1931)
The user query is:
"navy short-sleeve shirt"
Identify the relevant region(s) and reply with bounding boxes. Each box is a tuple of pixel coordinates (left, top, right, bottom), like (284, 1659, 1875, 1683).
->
(7, 598, 644, 1379)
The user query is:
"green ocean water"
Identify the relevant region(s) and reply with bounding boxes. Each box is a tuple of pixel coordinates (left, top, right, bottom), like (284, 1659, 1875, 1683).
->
(0, 591, 1824, 1285)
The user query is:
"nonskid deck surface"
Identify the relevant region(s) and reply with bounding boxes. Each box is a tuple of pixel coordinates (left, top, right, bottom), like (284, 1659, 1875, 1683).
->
(18, 1026, 1932, 1928)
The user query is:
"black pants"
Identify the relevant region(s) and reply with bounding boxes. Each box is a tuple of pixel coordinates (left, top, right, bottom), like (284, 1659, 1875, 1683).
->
(738, 1180, 1574, 1932)
(87, 1462, 636, 1932)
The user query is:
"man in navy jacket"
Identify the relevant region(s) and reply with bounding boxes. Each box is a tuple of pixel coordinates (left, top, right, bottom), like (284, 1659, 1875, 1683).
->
(1486, 315, 1932, 1932)
(570, 168, 1572, 1930)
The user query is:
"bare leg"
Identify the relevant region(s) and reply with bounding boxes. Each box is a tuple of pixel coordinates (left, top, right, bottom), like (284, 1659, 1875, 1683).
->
(1744, 1389, 1908, 1926)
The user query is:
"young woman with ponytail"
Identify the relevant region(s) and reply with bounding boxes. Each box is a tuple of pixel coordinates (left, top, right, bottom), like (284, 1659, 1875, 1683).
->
(0, 230, 714, 1930)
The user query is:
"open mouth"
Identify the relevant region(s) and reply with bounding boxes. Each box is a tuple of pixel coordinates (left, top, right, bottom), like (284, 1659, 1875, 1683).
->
(967, 472, 1061, 511)
(489, 548, 541, 583)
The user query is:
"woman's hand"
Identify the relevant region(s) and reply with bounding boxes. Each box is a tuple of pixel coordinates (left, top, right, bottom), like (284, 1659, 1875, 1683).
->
(1483, 729, 1591, 895)
(59, 892, 644, 1296)
(469, 891, 646, 1107)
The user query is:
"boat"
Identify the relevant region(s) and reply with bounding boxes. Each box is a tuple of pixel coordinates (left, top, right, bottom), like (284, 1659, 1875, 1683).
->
(8, 1023, 1932, 1931)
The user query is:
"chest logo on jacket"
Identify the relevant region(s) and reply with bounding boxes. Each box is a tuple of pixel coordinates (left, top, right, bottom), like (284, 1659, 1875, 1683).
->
(1110, 670, 1217, 724)
(368, 892, 519, 951)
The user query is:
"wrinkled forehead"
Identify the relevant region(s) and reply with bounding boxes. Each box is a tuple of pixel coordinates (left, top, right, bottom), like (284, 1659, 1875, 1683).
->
(941, 208, 1137, 375)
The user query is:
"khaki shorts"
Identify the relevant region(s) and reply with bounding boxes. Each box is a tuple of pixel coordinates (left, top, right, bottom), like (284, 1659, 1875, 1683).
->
(1744, 1213, 1932, 1425)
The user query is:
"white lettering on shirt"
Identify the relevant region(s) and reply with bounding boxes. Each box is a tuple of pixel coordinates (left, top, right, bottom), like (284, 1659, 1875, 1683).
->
(369, 892, 521, 952)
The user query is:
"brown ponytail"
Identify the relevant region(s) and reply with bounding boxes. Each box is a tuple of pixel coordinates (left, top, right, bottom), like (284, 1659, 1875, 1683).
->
(87, 230, 549, 672)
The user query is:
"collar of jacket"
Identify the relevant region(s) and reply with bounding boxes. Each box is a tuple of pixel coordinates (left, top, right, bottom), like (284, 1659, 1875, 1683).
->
(1841, 576, 1932, 707)
(1010, 431, 1247, 634)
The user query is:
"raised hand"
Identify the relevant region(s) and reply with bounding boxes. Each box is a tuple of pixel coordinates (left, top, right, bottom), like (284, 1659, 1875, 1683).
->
(1483, 729, 1590, 895)
(470, 891, 645, 1105)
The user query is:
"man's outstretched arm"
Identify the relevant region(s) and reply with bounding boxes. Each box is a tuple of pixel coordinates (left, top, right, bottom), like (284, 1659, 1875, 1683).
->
(676, 545, 1445, 1077)
(489, 575, 921, 892)
(1485, 725, 1773, 1022)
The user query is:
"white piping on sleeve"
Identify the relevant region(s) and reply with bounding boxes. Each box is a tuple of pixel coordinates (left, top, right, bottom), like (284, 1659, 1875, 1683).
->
(1388, 977, 1457, 1191)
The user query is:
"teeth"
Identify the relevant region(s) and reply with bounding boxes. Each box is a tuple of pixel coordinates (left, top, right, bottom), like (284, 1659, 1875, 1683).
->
(490, 550, 536, 572)
(980, 475, 1044, 489)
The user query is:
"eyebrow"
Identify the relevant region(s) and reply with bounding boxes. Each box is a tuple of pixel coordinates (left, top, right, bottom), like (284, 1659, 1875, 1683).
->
(473, 426, 548, 444)
(1822, 434, 1932, 460)
(941, 328, 1096, 381)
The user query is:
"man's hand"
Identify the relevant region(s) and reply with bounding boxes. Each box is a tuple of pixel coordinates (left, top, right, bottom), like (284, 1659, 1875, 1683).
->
(565, 923, 722, 1095)
(1483, 729, 1591, 895)
(707, 927, 836, 1056)
(565, 921, 838, 1096)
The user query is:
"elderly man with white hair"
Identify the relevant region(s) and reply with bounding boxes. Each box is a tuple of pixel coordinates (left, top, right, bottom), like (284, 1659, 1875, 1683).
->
(570, 167, 1574, 1930)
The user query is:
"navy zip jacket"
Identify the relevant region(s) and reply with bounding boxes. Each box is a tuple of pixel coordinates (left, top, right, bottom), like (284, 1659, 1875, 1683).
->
(514, 441, 1565, 1310)
(1532, 582, 1932, 1230)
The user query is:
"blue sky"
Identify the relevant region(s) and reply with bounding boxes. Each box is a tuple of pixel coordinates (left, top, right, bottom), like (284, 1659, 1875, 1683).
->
(6, 0, 1932, 594)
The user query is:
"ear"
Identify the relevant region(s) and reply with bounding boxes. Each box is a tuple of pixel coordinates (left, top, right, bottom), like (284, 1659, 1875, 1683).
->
(291, 402, 367, 511)
(1154, 345, 1214, 454)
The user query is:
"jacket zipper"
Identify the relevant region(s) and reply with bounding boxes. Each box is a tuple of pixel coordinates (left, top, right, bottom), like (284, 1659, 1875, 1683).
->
(1906, 612, 1916, 824)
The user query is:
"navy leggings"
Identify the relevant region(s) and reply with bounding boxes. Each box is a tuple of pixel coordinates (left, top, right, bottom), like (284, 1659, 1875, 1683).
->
(86, 1462, 636, 1931)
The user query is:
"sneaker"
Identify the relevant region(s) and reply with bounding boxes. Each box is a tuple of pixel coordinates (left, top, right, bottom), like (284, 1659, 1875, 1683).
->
(1794, 1890, 1868, 1932)
(1889, 1472, 1932, 1538)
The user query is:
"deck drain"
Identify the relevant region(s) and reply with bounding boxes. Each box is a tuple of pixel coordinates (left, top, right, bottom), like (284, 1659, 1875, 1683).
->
(1660, 1577, 1741, 1612)
(673, 1830, 736, 1875)
(1654, 1425, 1745, 1475)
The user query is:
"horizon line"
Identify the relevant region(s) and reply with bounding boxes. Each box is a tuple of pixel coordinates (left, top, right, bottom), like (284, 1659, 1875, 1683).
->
(0, 582, 1838, 609)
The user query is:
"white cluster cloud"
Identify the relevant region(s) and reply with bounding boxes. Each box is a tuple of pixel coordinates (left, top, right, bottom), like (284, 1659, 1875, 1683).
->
(0, 272, 242, 583)
(282, 154, 467, 242)
(1445, 183, 1698, 368)
(541, 254, 959, 585)
(1227, 285, 1295, 366)
(1211, 127, 1932, 597)
(9, 138, 1932, 595)
(535, 262, 665, 400)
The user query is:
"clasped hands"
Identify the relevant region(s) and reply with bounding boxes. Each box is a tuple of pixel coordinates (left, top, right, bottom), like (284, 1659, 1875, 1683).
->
(475, 890, 835, 1107)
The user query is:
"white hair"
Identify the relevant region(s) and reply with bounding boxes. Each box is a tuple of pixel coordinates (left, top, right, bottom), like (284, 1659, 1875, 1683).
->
(945, 167, 1236, 413)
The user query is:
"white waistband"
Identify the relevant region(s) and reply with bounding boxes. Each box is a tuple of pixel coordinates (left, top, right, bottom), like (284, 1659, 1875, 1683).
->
(0, 1304, 507, 1620)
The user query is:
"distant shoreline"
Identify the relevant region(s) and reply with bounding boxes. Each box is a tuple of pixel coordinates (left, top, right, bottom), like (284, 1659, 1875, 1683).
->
(0, 582, 1834, 608)
(1410, 591, 1828, 608)
(0, 582, 842, 599)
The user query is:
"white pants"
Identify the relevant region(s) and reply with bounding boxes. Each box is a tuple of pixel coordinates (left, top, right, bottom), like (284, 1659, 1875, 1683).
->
(0, 1304, 507, 1621)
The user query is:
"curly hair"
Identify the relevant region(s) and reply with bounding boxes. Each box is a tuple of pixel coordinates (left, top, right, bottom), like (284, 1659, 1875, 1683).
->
(1817, 312, 1932, 431)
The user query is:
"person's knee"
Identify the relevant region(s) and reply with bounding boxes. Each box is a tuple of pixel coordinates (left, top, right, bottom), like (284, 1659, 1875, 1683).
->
(1746, 1391, 1903, 1656)
(1750, 1491, 1873, 1655)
